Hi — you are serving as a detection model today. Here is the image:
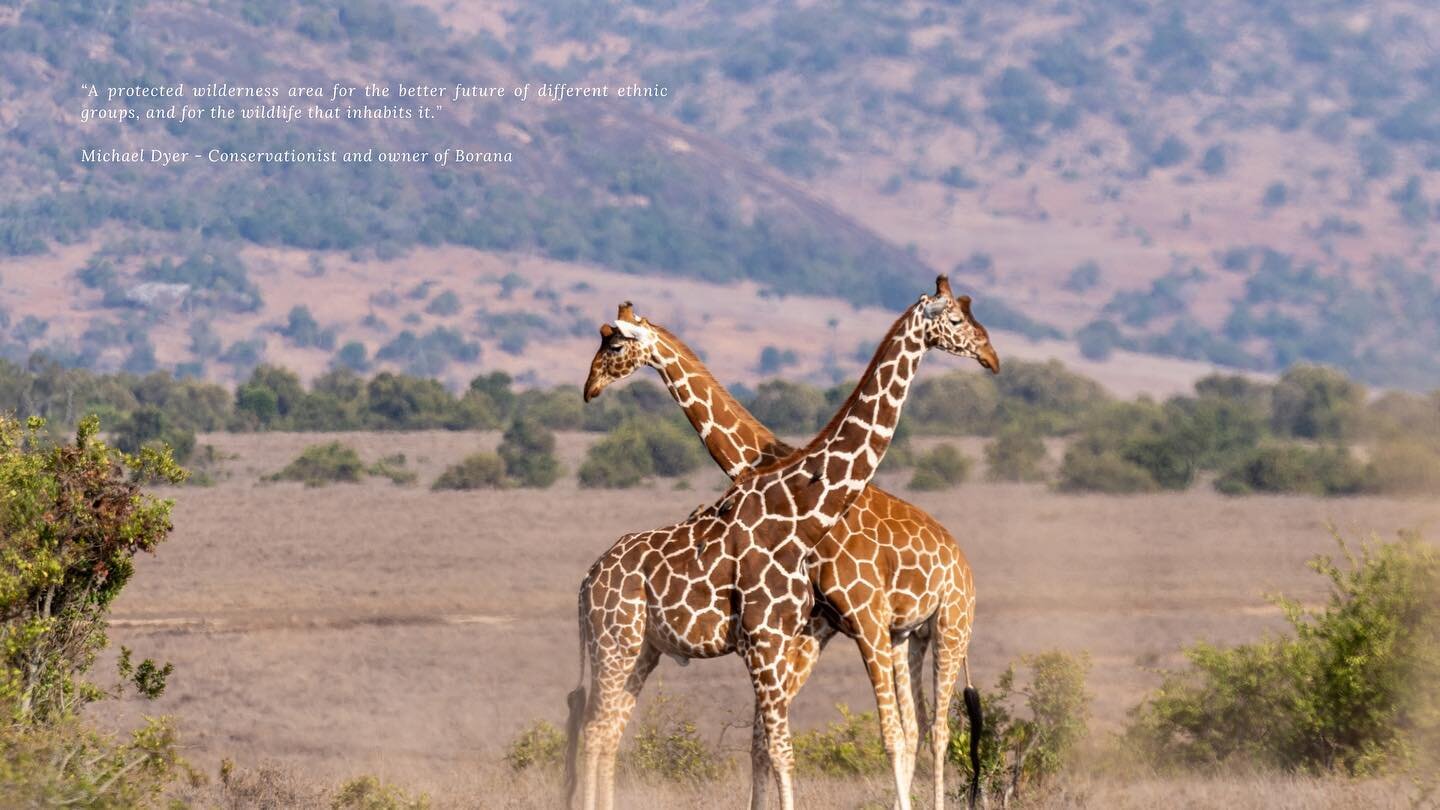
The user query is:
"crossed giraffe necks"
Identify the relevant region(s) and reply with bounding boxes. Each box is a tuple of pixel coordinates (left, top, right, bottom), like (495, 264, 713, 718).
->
(645, 321, 979, 800)
(574, 304, 952, 810)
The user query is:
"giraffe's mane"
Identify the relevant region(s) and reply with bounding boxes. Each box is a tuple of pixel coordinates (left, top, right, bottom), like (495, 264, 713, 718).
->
(645, 321, 792, 452)
(743, 300, 922, 480)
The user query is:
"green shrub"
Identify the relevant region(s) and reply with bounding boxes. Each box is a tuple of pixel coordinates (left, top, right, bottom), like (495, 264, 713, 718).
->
(235, 364, 306, 428)
(623, 692, 728, 782)
(794, 704, 887, 776)
(431, 453, 507, 491)
(908, 371, 1002, 435)
(504, 720, 566, 771)
(367, 453, 416, 486)
(984, 427, 1048, 482)
(949, 652, 1091, 804)
(331, 774, 429, 810)
(1263, 181, 1289, 207)
(1271, 365, 1365, 440)
(908, 443, 972, 490)
(111, 405, 197, 464)
(0, 717, 182, 808)
(466, 371, 516, 424)
(1057, 446, 1157, 493)
(578, 434, 650, 489)
(363, 373, 478, 431)
(515, 387, 584, 431)
(279, 305, 335, 350)
(1214, 443, 1368, 496)
(1117, 427, 1196, 490)
(746, 379, 826, 435)
(1127, 531, 1440, 775)
(1075, 319, 1127, 361)
(499, 417, 561, 488)
(579, 419, 702, 489)
(267, 442, 366, 487)
(994, 359, 1111, 435)
(424, 290, 461, 317)
(1166, 392, 1268, 471)
(0, 416, 184, 802)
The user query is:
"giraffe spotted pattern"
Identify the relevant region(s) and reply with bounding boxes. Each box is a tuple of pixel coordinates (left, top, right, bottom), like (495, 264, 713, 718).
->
(582, 283, 991, 810)
(566, 278, 998, 810)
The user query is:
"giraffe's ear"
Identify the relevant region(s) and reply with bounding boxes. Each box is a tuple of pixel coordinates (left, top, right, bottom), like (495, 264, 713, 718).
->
(613, 318, 646, 340)
(599, 323, 616, 338)
(922, 296, 948, 319)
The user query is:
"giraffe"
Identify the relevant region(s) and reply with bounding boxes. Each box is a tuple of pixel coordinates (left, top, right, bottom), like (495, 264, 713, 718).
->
(563, 277, 999, 810)
(580, 285, 991, 809)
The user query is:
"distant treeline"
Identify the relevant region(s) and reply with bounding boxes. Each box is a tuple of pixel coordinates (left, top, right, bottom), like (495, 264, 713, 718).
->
(3, 353, 1437, 496)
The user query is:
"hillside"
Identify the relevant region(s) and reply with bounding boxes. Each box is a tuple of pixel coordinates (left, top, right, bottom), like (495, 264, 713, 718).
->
(2, 0, 1439, 389)
(479, 0, 1440, 389)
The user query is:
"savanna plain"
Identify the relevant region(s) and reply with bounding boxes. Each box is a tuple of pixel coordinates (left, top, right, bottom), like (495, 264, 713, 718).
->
(86, 430, 1440, 808)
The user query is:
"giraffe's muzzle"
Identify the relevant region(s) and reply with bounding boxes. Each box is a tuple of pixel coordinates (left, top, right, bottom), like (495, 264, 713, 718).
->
(977, 344, 1000, 374)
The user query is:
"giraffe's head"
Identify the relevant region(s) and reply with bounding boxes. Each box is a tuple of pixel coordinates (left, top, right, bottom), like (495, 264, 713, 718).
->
(920, 275, 1000, 373)
(584, 301, 659, 402)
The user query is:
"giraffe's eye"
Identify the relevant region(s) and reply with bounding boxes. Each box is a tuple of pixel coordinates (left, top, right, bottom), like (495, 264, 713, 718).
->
(607, 343, 624, 353)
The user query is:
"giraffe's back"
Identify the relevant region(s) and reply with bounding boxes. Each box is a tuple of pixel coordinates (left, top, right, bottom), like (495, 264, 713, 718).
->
(808, 484, 974, 637)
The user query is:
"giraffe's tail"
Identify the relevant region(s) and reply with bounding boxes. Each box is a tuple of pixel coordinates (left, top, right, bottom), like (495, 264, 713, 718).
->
(963, 685, 984, 809)
(564, 591, 589, 808)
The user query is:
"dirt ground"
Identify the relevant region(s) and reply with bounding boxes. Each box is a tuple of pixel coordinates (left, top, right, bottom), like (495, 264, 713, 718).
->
(89, 430, 1440, 804)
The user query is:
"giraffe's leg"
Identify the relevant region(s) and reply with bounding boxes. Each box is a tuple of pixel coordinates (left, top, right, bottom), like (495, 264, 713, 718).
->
(742, 633, 799, 810)
(581, 635, 657, 810)
(908, 626, 932, 762)
(748, 698, 771, 810)
(890, 634, 921, 805)
(853, 627, 911, 810)
(929, 621, 966, 810)
(751, 617, 834, 810)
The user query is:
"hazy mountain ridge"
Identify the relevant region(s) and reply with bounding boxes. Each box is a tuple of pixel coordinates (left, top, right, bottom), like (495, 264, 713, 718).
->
(1, 0, 1438, 389)
(484, 0, 1440, 388)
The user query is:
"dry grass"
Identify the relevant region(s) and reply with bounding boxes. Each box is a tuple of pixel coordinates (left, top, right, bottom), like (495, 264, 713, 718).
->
(84, 430, 1440, 807)
(174, 761, 1430, 809)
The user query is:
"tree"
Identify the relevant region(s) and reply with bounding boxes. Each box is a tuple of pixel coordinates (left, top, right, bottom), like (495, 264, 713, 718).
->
(746, 379, 825, 435)
(984, 426, 1048, 482)
(111, 405, 196, 464)
(499, 416, 561, 488)
(1271, 365, 1364, 439)
(1, 416, 184, 724)
(235, 364, 305, 427)
(908, 371, 1001, 435)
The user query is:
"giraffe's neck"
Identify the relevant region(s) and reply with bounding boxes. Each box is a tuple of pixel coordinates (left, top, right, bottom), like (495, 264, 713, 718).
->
(761, 304, 929, 531)
(647, 328, 792, 478)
